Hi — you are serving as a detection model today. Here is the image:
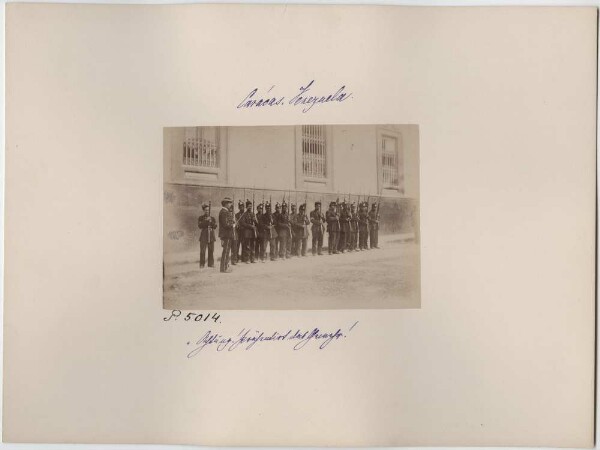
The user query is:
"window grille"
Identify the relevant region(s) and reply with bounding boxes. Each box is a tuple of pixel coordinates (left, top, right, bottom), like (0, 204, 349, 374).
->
(382, 135, 399, 187)
(183, 127, 219, 169)
(302, 125, 327, 178)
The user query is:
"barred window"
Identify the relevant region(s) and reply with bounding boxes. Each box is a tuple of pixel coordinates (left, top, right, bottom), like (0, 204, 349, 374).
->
(183, 127, 219, 169)
(302, 125, 327, 178)
(381, 135, 399, 187)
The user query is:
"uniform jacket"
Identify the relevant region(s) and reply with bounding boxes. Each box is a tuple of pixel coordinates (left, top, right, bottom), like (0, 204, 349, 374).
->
(218, 207, 235, 239)
(339, 209, 351, 233)
(235, 210, 245, 235)
(260, 212, 278, 240)
(358, 211, 369, 231)
(289, 212, 298, 237)
(240, 210, 258, 239)
(326, 210, 340, 233)
(368, 210, 380, 231)
(274, 211, 292, 239)
(293, 213, 310, 239)
(198, 215, 217, 243)
(310, 210, 326, 234)
(349, 211, 359, 233)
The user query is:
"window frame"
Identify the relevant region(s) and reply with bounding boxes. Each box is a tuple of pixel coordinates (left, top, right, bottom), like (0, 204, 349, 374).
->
(376, 127, 404, 195)
(166, 126, 229, 186)
(294, 125, 334, 191)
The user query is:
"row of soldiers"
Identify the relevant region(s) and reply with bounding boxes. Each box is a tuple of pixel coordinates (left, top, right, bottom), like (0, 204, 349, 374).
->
(199, 196, 381, 273)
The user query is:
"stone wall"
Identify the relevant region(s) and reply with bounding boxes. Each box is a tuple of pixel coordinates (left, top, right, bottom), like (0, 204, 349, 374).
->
(164, 183, 419, 255)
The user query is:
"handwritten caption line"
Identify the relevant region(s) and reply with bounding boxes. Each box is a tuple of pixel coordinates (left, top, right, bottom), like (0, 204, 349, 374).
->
(237, 80, 352, 113)
(186, 321, 359, 356)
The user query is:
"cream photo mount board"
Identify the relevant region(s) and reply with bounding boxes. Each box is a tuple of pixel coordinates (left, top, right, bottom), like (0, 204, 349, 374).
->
(3, 3, 597, 448)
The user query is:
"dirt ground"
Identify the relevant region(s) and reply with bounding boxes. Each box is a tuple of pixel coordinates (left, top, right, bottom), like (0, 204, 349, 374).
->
(164, 235, 420, 310)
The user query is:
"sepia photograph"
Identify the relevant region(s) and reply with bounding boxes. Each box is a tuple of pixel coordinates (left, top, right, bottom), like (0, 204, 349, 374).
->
(163, 124, 420, 310)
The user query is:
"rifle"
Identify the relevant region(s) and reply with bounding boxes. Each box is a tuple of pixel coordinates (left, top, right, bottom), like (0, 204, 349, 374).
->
(232, 190, 237, 243)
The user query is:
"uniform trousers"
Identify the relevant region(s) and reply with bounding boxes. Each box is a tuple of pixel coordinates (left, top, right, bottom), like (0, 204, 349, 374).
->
(369, 228, 379, 248)
(312, 228, 323, 255)
(328, 231, 339, 254)
(358, 228, 369, 250)
(220, 239, 231, 272)
(200, 241, 214, 267)
(338, 232, 348, 253)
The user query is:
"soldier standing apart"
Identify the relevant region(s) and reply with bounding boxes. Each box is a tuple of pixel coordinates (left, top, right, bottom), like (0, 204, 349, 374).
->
(218, 197, 235, 273)
(338, 201, 350, 254)
(275, 201, 292, 260)
(293, 203, 310, 256)
(233, 200, 244, 265)
(349, 202, 359, 251)
(261, 202, 278, 261)
(240, 200, 258, 263)
(358, 202, 369, 250)
(326, 201, 340, 254)
(198, 203, 217, 268)
(368, 202, 380, 249)
(310, 201, 326, 256)
(289, 203, 297, 257)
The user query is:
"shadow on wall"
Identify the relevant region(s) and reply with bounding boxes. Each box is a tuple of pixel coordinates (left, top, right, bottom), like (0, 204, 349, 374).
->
(164, 184, 419, 255)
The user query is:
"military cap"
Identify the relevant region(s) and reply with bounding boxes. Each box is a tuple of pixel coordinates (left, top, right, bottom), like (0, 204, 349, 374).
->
(315, 201, 321, 206)
(329, 201, 337, 207)
(201, 203, 209, 210)
(299, 203, 306, 210)
(221, 196, 232, 205)
(245, 200, 252, 207)
(371, 203, 377, 208)
(238, 200, 244, 207)
(275, 202, 281, 208)
(257, 203, 264, 210)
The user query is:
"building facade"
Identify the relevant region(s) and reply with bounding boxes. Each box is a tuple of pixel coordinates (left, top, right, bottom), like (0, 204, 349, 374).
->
(164, 124, 420, 255)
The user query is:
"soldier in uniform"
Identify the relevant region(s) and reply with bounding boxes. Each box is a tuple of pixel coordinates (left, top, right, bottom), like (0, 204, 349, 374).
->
(218, 197, 235, 273)
(292, 203, 310, 256)
(368, 202, 380, 249)
(260, 201, 278, 261)
(275, 201, 292, 260)
(289, 203, 297, 257)
(349, 202, 359, 251)
(198, 203, 217, 268)
(326, 201, 340, 254)
(338, 201, 350, 254)
(358, 201, 369, 251)
(272, 203, 281, 257)
(233, 200, 245, 265)
(254, 202, 264, 262)
(310, 201, 326, 256)
(240, 200, 258, 263)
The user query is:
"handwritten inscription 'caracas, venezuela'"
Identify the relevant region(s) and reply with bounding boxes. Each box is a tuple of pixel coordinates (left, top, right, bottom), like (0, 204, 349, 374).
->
(237, 80, 353, 113)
